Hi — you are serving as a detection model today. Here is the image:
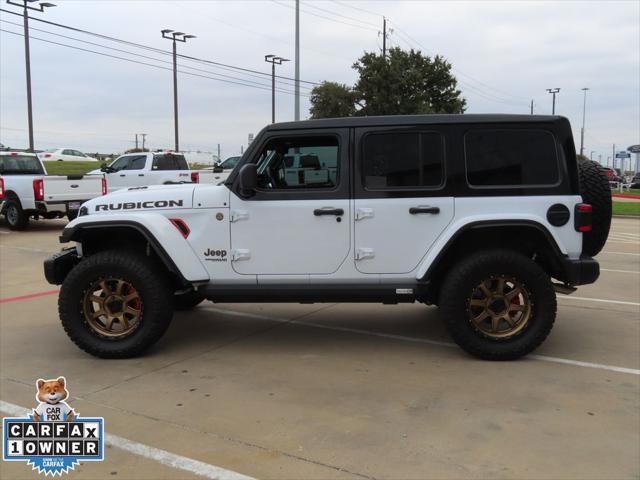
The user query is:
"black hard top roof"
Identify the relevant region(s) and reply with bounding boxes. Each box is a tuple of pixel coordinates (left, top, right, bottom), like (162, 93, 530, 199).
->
(267, 114, 566, 131)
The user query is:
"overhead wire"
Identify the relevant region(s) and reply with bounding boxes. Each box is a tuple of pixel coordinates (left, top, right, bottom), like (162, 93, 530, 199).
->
(0, 7, 320, 87)
(0, 28, 311, 97)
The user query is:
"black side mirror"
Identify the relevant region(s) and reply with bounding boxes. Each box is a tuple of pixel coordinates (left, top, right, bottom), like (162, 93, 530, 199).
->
(238, 164, 257, 197)
(100, 164, 111, 173)
(213, 165, 224, 173)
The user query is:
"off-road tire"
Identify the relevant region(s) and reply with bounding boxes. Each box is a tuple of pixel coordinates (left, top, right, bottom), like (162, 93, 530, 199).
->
(174, 290, 205, 311)
(578, 160, 612, 256)
(4, 198, 29, 230)
(59, 250, 174, 358)
(439, 249, 557, 360)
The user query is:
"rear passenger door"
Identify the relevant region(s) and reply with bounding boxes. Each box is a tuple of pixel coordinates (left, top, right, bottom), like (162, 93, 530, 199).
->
(354, 127, 454, 274)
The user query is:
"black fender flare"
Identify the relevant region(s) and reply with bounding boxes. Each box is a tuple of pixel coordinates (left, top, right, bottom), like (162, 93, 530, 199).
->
(60, 220, 188, 284)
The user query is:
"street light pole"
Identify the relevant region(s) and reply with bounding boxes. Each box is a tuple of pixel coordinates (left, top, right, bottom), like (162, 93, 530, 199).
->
(546, 88, 560, 115)
(590, 150, 595, 161)
(161, 29, 195, 152)
(7, 0, 56, 152)
(265, 55, 289, 124)
(294, 0, 300, 121)
(579, 87, 589, 157)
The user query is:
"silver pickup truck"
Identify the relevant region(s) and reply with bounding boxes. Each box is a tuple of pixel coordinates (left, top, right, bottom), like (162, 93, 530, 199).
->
(0, 151, 106, 230)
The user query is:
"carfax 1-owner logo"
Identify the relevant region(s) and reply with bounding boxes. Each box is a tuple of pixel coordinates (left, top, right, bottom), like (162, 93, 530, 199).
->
(2, 376, 104, 476)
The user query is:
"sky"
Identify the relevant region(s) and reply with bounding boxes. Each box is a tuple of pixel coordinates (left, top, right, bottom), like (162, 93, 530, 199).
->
(0, 0, 638, 167)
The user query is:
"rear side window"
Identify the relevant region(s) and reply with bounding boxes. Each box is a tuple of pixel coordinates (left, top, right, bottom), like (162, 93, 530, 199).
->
(465, 129, 560, 187)
(362, 132, 444, 189)
(153, 154, 188, 170)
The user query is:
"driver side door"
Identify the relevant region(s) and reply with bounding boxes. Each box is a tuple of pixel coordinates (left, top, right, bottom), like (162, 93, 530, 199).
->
(229, 129, 350, 276)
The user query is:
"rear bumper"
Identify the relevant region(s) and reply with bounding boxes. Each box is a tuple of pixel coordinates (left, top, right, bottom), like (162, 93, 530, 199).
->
(559, 256, 600, 286)
(44, 247, 79, 285)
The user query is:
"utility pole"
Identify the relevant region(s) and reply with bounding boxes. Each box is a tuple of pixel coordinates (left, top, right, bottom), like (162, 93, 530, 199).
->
(590, 151, 595, 161)
(135, 134, 139, 150)
(265, 55, 289, 124)
(161, 29, 195, 152)
(140, 133, 147, 150)
(612, 144, 616, 170)
(294, 0, 300, 121)
(217, 143, 221, 162)
(7, 0, 56, 152)
(579, 87, 589, 157)
(530, 100, 534, 114)
(382, 17, 387, 57)
(546, 88, 560, 115)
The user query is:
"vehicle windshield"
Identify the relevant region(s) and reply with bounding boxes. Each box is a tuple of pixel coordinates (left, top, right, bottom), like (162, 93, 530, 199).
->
(220, 156, 240, 169)
(0, 155, 45, 175)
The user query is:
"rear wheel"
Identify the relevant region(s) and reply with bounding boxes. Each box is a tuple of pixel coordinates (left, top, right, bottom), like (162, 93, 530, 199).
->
(4, 199, 29, 230)
(439, 249, 556, 360)
(59, 250, 173, 358)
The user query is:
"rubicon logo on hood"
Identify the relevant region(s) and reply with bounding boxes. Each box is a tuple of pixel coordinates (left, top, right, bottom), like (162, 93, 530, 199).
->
(94, 200, 183, 211)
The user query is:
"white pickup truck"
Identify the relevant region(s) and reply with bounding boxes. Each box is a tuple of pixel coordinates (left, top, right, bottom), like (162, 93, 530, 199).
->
(197, 155, 241, 185)
(0, 151, 106, 230)
(90, 152, 197, 193)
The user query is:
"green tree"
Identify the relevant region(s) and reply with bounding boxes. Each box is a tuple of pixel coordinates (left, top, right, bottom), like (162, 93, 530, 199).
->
(353, 48, 465, 116)
(309, 81, 357, 119)
(308, 47, 466, 118)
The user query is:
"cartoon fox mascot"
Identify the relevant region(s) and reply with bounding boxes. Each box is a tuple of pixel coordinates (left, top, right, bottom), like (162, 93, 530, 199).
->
(32, 377, 75, 422)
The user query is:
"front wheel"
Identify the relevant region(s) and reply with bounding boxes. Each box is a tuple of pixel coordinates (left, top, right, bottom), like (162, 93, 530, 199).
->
(439, 249, 556, 360)
(59, 250, 174, 358)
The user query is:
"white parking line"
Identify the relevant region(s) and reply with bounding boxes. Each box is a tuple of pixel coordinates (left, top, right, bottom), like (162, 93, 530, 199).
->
(601, 251, 640, 256)
(206, 307, 640, 376)
(601, 268, 640, 274)
(0, 401, 256, 480)
(557, 296, 640, 307)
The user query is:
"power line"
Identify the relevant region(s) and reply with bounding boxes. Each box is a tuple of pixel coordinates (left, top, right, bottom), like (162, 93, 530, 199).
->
(389, 21, 531, 104)
(329, 0, 384, 19)
(0, 28, 311, 97)
(270, 0, 379, 32)
(0, 7, 320, 86)
(302, 1, 380, 29)
(0, 18, 315, 91)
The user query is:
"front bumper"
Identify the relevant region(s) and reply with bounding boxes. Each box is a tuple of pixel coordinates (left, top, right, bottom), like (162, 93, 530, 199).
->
(44, 247, 80, 285)
(559, 256, 600, 286)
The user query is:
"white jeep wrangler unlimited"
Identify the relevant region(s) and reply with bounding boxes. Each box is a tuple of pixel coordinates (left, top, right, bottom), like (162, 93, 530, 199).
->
(44, 115, 611, 360)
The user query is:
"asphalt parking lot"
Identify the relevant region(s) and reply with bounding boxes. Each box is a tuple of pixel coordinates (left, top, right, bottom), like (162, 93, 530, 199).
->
(1, 218, 638, 480)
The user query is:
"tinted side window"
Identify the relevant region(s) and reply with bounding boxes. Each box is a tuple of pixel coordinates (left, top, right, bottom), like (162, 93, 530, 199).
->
(153, 154, 187, 170)
(109, 156, 130, 171)
(363, 132, 444, 189)
(128, 155, 147, 170)
(62, 149, 73, 155)
(173, 155, 188, 170)
(465, 129, 559, 187)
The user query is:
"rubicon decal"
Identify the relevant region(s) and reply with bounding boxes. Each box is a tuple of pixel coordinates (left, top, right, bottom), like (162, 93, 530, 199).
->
(95, 200, 183, 211)
(2, 376, 104, 477)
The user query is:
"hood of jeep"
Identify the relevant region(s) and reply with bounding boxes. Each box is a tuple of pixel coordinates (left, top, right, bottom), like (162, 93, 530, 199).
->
(83, 184, 229, 215)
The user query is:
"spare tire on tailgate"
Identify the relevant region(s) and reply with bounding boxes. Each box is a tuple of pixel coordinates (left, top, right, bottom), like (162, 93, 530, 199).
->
(578, 160, 612, 256)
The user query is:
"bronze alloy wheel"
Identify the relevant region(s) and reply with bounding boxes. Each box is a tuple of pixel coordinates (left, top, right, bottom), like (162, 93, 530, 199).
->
(466, 276, 532, 338)
(82, 278, 143, 338)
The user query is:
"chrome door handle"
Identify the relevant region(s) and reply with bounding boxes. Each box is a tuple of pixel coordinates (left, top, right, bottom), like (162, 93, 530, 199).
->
(409, 206, 440, 214)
